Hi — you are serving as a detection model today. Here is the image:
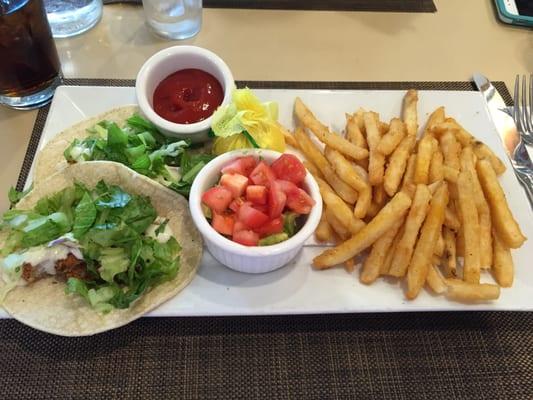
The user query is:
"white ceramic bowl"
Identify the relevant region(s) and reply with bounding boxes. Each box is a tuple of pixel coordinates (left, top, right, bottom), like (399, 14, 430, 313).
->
(135, 45, 235, 143)
(189, 149, 323, 273)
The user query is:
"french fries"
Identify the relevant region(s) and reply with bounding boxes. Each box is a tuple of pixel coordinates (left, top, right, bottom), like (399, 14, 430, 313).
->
(384, 135, 416, 196)
(294, 126, 358, 204)
(376, 118, 405, 156)
(476, 159, 526, 248)
(313, 192, 412, 269)
(364, 112, 386, 185)
(292, 90, 525, 304)
(457, 170, 481, 283)
(388, 184, 431, 278)
(445, 279, 500, 302)
(414, 135, 437, 184)
(406, 183, 448, 299)
(402, 89, 418, 136)
(361, 217, 404, 284)
(294, 97, 368, 160)
(492, 230, 514, 287)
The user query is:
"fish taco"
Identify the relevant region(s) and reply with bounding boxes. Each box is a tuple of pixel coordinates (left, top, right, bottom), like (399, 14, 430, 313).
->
(0, 161, 202, 336)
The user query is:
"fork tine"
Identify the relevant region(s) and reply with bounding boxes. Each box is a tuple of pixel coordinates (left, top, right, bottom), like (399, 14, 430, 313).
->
(522, 74, 528, 131)
(528, 73, 533, 132)
(514, 74, 522, 132)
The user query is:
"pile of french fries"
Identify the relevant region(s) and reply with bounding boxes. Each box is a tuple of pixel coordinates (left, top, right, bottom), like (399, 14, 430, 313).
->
(286, 90, 527, 302)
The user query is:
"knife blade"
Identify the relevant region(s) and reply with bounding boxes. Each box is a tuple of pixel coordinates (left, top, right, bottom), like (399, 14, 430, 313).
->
(472, 72, 533, 209)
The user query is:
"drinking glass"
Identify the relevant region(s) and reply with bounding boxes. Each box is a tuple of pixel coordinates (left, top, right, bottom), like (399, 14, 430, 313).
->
(142, 0, 202, 40)
(0, 0, 62, 110)
(44, 0, 103, 38)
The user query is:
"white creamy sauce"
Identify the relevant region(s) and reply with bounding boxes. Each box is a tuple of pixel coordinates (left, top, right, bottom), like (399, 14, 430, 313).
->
(146, 217, 174, 244)
(0, 240, 83, 286)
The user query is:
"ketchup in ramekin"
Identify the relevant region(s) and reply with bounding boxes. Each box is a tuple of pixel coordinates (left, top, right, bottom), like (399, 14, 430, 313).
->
(153, 69, 224, 124)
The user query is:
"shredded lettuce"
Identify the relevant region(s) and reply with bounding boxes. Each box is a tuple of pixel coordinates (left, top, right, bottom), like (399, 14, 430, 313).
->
(62, 114, 208, 198)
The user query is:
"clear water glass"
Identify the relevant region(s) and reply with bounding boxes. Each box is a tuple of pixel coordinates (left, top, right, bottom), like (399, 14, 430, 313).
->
(142, 0, 202, 40)
(44, 0, 103, 38)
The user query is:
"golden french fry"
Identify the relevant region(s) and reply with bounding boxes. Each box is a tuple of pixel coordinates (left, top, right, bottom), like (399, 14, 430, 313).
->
(476, 159, 526, 248)
(389, 184, 432, 277)
(294, 127, 358, 204)
(379, 121, 390, 135)
(444, 204, 460, 232)
(354, 186, 371, 220)
(316, 177, 362, 234)
(384, 135, 416, 197)
(345, 113, 367, 150)
(429, 150, 444, 184)
(353, 164, 369, 182)
(443, 227, 457, 277)
(426, 264, 447, 294)
(457, 170, 481, 283)
(360, 217, 404, 284)
(423, 106, 445, 137)
(325, 207, 350, 241)
(443, 166, 459, 183)
(492, 230, 514, 287)
(324, 147, 368, 192)
(382, 225, 404, 275)
(376, 118, 406, 156)
(414, 135, 437, 184)
(402, 89, 419, 136)
(432, 119, 474, 147)
(373, 184, 387, 209)
(315, 209, 334, 242)
(364, 111, 386, 185)
(473, 141, 506, 176)
(313, 192, 412, 269)
(406, 183, 448, 299)
(460, 147, 492, 268)
(344, 258, 356, 273)
(275, 122, 298, 148)
(401, 154, 417, 192)
(303, 160, 325, 181)
(294, 98, 368, 160)
(435, 229, 445, 257)
(440, 130, 461, 171)
(353, 108, 366, 133)
(445, 279, 500, 302)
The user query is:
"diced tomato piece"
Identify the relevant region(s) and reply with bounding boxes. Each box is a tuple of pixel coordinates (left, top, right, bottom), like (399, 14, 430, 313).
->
(211, 212, 235, 236)
(271, 154, 307, 185)
(249, 161, 276, 187)
(254, 217, 284, 237)
(286, 188, 315, 214)
(252, 204, 269, 214)
(268, 180, 287, 219)
(237, 202, 269, 229)
(233, 229, 259, 246)
(276, 179, 300, 196)
(246, 185, 268, 205)
(233, 220, 248, 235)
(229, 197, 245, 213)
(221, 156, 257, 177)
(220, 173, 249, 198)
(201, 186, 233, 214)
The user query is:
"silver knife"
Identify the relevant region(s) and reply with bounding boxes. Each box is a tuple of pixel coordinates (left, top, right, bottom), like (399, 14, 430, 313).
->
(472, 72, 533, 209)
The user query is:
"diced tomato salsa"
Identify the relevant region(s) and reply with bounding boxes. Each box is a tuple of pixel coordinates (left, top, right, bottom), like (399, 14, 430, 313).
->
(201, 154, 315, 246)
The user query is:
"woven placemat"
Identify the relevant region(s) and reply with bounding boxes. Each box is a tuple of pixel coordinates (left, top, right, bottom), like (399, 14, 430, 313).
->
(15, 79, 512, 192)
(104, 0, 437, 12)
(6, 79, 527, 400)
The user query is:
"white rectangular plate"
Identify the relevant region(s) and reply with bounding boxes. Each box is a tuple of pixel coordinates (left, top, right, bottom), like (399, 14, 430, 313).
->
(3, 85, 533, 318)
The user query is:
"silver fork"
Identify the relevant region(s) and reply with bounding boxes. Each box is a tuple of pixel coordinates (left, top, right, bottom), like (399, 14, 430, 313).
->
(513, 74, 533, 146)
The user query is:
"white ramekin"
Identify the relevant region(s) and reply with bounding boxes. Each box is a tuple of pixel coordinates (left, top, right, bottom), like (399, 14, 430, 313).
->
(189, 149, 323, 273)
(135, 46, 235, 143)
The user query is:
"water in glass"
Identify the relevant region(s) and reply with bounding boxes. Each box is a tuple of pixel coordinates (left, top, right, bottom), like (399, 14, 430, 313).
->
(142, 0, 202, 40)
(44, 0, 102, 38)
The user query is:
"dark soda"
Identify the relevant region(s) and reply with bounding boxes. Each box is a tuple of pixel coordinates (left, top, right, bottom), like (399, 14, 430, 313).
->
(0, 0, 61, 97)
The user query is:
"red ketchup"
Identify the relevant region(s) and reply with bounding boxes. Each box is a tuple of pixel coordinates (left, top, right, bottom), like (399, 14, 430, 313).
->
(152, 69, 224, 124)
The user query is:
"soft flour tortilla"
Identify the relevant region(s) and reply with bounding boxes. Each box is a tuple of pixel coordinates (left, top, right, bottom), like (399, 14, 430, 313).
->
(1, 161, 202, 336)
(33, 105, 139, 183)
